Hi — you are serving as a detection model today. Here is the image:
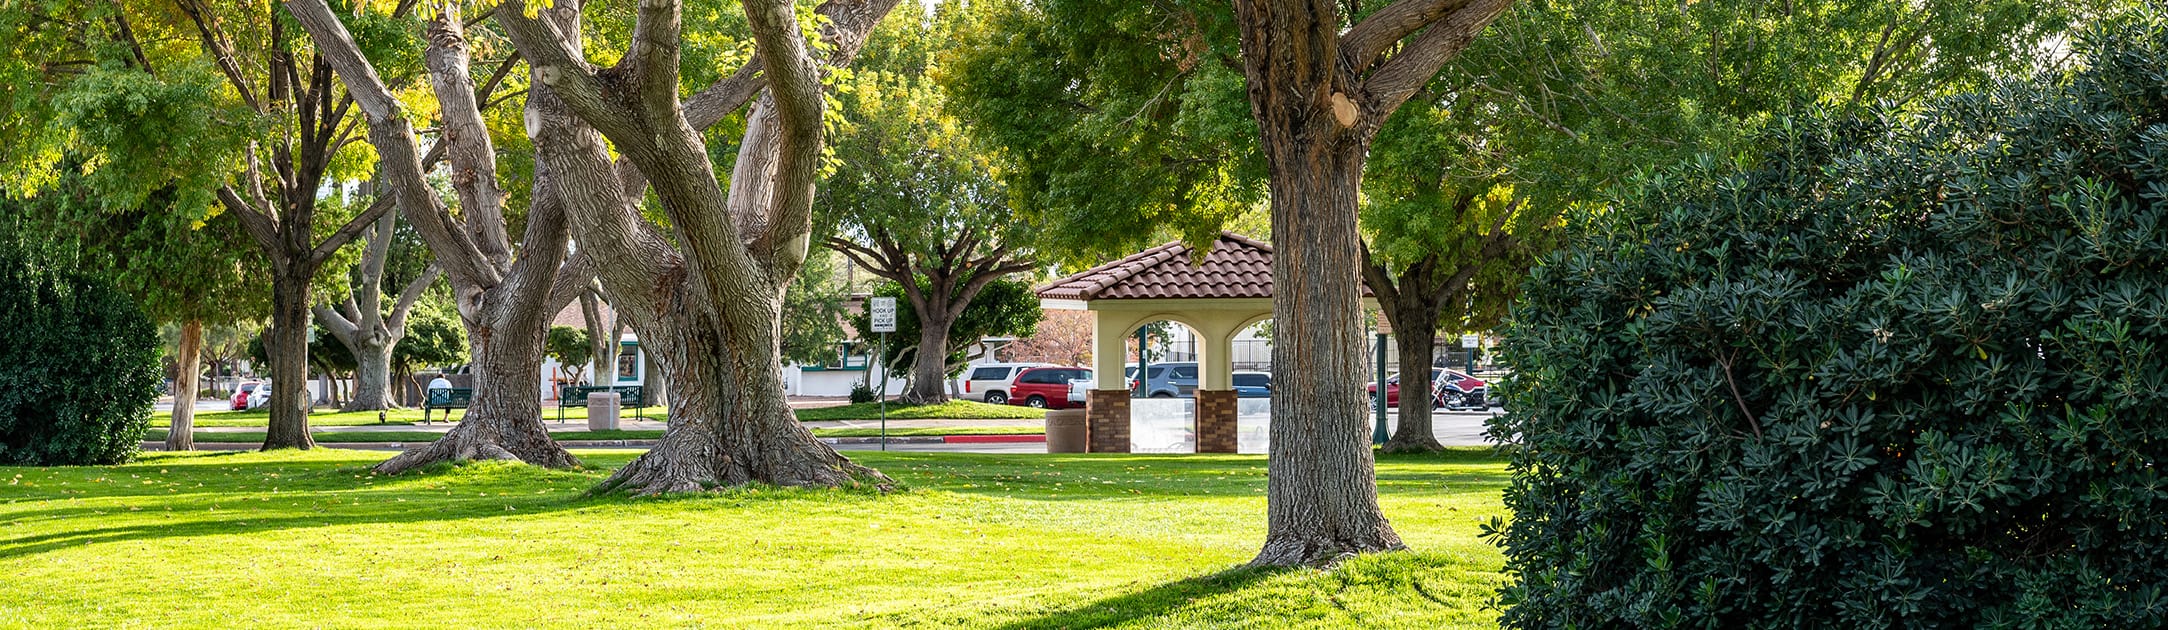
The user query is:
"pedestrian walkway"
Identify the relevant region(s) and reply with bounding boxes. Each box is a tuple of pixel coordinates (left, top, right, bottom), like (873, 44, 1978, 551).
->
(186, 417, 1035, 434)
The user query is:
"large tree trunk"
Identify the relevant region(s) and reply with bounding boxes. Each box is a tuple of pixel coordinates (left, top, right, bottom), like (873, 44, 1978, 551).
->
(595, 295, 884, 494)
(581, 289, 619, 385)
(344, 337, 394, 411)
(903, 312, 953, 404)
(1232, 0, 1509, 569)
(373, 305, 579, 474)
(263, 274, 317, 450)
(1253, 143, 1405, 566)
(1383, 315, 1446, 453)
(167, 319, 203, 451)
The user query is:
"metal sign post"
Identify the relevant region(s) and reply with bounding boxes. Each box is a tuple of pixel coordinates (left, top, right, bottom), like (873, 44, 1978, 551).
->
(1461, 333, 1480, 374)
(1374, 332, 1390, 445)
(869, 297, 898, 450)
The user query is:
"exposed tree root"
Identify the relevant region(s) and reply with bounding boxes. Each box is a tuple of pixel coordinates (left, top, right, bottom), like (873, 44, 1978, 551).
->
(1380, 435, 1446, 454)
(592, 425, 893, 496)
(373, 417, 580, 475)
(1250, 533, 1407, 568)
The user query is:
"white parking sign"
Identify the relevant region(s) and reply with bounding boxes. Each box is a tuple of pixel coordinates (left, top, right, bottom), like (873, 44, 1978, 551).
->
(869, 297, 898, 333)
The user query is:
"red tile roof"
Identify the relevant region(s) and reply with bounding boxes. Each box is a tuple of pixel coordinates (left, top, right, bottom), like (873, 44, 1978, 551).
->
(1039, 232, 1315, 301)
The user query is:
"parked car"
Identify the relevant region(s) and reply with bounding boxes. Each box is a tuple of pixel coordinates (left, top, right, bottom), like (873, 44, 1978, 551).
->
(1128, 361, 1200, 397)
(230, 381, 263, 410)
(1007, 366, 1092, 409)
(1231, 371, 1272, 398)
(248, 381, 274, 409)
(959, 362, 1052, 405)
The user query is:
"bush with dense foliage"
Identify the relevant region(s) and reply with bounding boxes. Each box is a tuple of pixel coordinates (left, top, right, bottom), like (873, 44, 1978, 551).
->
(1491, 20, 2168, 628)
(0, 242, 160, 465)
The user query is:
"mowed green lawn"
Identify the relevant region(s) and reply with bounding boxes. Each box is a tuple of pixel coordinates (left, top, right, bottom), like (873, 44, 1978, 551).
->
(0, 449, 1508, 628)
(153, 399, 1040, 428)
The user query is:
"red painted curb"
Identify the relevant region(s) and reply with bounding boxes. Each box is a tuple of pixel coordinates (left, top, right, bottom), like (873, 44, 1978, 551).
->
(942, 434, 1048, 443)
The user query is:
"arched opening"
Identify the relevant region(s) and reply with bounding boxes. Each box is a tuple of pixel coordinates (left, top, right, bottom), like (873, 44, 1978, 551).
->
(1122, 317, 1205, 399)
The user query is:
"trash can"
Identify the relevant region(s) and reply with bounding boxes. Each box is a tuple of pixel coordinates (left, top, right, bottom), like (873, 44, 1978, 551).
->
(1045, 409, 1087, 453)
(588, 392, 621, 431)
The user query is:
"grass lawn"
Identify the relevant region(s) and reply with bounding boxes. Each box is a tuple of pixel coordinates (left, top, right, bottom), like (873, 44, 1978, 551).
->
(139, 426, 1048, 443)
(794, 399, 1046, 421)
(153, 399, 1037, 428)
(0, 449, 1508, 628)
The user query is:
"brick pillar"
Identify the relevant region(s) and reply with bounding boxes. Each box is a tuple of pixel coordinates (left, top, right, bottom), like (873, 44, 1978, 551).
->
(1086, 389, 1131, 453)
(1194, 389, 1238, 453)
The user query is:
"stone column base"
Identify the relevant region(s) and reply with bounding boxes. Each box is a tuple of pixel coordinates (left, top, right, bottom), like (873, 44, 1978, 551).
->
(1194, 389, 1238, 453)
(1085, 389, 1131, 453)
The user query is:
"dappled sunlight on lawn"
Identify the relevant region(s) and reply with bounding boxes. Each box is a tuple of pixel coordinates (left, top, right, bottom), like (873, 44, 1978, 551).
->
(0, 449, 1507, 628)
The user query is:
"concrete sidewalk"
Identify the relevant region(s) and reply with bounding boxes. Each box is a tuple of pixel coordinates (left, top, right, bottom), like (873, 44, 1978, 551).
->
(166, 410, 1505, 449)
(186, 417, 1042, 433)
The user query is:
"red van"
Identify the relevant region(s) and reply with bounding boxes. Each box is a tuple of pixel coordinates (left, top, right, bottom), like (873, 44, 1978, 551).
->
(1006, 366, 1092, 409)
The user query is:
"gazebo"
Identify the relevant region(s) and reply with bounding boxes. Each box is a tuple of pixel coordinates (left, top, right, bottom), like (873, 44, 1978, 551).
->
(1037, 232, 1373, 453)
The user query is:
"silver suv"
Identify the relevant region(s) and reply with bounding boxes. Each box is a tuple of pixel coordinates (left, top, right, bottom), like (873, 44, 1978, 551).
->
(959, 362, 1051, 404)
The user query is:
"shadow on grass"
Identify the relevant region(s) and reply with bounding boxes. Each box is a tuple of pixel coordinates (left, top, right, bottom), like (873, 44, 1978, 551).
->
(0, 450, 913, 561)
(992, 566, 1278, 630)
(868, 449, 1505, 502)
(0, 456, 610, 560)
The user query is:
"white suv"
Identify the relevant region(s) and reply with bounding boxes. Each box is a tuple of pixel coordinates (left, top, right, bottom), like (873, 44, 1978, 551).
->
(960, 362, 1052, 404)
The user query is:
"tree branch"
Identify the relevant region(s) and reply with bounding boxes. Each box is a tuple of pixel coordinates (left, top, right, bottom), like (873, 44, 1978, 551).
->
(1339, 0, 1467, 74)
(388, 263, 441, 336)
(1356, 0, 1514, 128)
(218, 186, 282, 254)
(305, 194, 397, 268)
(286, 0, 502, 289)
(425, 6, 513, 268)
(623, 0, 684, 115)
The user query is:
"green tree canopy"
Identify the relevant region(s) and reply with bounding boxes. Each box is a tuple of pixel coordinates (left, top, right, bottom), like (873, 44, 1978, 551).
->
(853, 278, 1042, 376)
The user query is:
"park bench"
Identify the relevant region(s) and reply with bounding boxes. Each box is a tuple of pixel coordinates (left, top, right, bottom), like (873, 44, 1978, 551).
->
(559, 385, 648, 422)
(423, 387, 472, 424)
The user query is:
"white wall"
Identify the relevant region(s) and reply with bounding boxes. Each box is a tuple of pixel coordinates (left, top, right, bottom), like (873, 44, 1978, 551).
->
(784, 363, 906, 398)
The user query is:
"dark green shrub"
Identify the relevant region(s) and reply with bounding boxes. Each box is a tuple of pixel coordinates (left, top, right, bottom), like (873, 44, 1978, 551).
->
(849, 381, 879, 405)
(1492, 21, 2168, 628)
(0, 243, 160, 465)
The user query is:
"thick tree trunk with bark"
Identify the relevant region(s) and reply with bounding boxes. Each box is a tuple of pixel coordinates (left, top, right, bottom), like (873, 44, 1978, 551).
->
(1384, 316, 1446, 453)
(285, 0, 584, 472)
(904, 312, 953, 404)
(478, 0, 903, 493)
(1255, 143, 1404, 566)
(1232, 0, 1512, 567)
(345, 341, 393, 411)
(168, 319, 204, 451)
(595, 298, 882, 493)
(581, 289, 619, 384)
(263, 273, 316, 450)
(374, 308, 577, 474)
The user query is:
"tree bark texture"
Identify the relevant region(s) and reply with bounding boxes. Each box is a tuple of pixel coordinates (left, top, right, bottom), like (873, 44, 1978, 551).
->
(167, 319, 203, 451)
(263, 273, 317, 450)
(1231, 0, 1512, 567)
(286, 0, 583, 472)
(196, 0, 403, 452)
(491, 0, 903, 493)
(315, 211, 438, 412)
(581, 289, 620, 385)
(1386, 317, 1446, 453)
(905, 312, 953, 404)
(373, 305, 578, 474)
